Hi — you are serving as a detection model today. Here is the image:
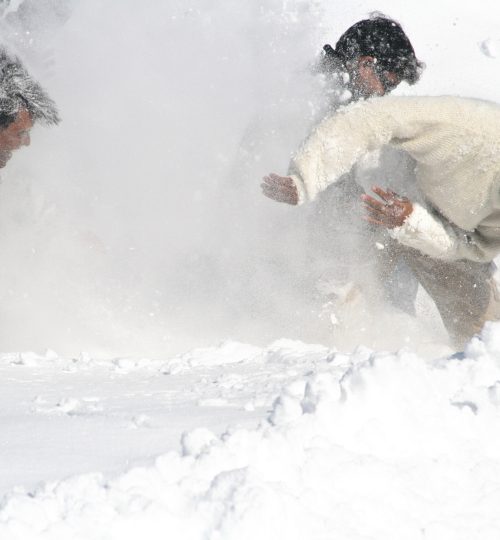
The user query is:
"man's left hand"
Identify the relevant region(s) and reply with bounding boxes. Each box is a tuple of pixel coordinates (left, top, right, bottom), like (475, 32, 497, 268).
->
(261, 173, 299, 205)
(361, 186, 413, 228)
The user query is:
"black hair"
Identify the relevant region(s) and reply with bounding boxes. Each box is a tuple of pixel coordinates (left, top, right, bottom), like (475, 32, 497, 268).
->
(0, 48, 59, 130)
(0, 109, 18, 129)
(321, 16, 423, 85)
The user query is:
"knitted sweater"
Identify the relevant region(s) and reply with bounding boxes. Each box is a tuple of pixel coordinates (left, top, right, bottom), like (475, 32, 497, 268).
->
(288, 95, 500, 263)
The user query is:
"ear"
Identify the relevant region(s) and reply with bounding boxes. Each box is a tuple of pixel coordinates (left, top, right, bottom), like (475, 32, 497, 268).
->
(357, 55, 376, 68)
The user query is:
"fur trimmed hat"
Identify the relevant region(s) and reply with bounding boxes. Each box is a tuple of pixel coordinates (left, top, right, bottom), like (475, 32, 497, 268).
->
(0, 47, 59, 127)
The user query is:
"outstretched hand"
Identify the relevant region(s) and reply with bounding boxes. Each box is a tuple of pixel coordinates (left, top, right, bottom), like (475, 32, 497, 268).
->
(361, 186, 413, 228)
(261, 173, 299, 205)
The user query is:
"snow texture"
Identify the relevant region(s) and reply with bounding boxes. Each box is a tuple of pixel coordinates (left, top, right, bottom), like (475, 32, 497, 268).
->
(0, 0, 500, 539)
(2, 324, 500, 538)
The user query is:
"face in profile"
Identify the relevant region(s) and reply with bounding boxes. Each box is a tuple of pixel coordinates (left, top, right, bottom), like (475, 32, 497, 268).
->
(347, 56, 400, 99)
(0, 108, 33, 168)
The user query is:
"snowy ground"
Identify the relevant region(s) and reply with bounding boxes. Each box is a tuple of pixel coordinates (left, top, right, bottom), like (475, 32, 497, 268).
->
(1, 0, 500, 538)
(3, 326, 500, 539)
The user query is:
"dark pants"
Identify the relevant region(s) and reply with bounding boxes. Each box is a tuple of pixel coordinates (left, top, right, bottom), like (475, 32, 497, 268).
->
(379, 241, 500, 347)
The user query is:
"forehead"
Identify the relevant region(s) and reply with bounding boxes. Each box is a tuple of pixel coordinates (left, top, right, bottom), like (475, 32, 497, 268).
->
(11, 108, 33, 131)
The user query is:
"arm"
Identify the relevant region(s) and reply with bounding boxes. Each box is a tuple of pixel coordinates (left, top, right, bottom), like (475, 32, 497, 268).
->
(263, 95, 500, 262)
(362, 186, 500, 263)
(390, 206, 500, 263)
(287, 98, 408, 203)
(263, 96, 446, 205)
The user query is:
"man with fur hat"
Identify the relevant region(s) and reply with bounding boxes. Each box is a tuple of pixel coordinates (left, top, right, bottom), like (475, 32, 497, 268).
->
(0, 48, 59, 169)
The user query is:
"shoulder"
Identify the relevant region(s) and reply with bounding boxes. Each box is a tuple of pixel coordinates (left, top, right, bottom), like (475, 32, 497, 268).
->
(367, 95, 500, 118)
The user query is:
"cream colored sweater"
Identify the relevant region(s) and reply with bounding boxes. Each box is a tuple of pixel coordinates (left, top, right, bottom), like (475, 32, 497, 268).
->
(288, 95, 500, 263)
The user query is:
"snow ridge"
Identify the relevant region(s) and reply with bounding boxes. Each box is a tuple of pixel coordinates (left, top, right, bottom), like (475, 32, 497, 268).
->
(2, 324, 500, 539)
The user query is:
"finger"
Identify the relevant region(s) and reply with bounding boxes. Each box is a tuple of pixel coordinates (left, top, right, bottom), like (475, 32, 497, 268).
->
(264, 174, 294, 187)
(262, 175, 281, 186)
(260, 184, 297, 199)
(365, 207, 394, 227)
(261, 185, 296, 204)
(261, 179, 295, 190)
(363, 204, 389, 218)
(363, 204, 405, 227)
(261, 184, 287, 196)
(371, 185, 393, 202)
(362, 215, 390, 227)
(269, 173, 291, 181)
(361, 194, 386, 211)
(262, 186, 286, 202)
(385, 187, 413, 204)
(262, 179, 295, 193)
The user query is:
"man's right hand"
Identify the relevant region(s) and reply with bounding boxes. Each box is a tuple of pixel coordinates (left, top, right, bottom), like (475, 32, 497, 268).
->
(361, 186, 413, 228)
(261, 173, 299, 205)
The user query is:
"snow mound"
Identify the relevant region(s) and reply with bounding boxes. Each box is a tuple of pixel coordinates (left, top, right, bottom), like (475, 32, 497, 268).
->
(3, 323, 500, 539)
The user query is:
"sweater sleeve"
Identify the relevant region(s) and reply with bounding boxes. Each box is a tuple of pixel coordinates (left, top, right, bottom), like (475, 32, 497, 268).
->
(390, 204, 500, 263)
(287, 98, 414, 203)
(287, 95, 500, 262)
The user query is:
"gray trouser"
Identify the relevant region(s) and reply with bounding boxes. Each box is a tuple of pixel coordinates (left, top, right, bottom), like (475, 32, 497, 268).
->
(308, 180, 500, 347)
(379, 241, 500, 348)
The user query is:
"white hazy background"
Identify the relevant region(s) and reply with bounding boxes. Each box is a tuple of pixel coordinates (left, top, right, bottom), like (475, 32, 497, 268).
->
(0, 0, 498, 357)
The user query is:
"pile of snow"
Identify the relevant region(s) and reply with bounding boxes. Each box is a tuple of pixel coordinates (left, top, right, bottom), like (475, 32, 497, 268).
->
(2, 323, 500, 539)
(1, 1, 500, 539)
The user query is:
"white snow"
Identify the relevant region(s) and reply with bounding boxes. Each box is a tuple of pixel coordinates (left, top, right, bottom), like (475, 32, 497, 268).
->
(1, 0, 500, 539)
(3, 325, 500, 539)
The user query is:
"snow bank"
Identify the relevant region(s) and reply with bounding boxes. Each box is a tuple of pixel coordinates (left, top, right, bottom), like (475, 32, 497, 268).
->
(3, 324, 500, 539)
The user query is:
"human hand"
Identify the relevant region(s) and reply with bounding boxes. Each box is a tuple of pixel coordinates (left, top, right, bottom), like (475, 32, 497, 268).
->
(261, 173, 299, 205)
(361, 186, 413, 228)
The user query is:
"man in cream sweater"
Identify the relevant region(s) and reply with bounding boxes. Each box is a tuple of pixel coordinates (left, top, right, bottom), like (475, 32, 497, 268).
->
(262, 95, 500, 347)
(310, 15, 424, 320)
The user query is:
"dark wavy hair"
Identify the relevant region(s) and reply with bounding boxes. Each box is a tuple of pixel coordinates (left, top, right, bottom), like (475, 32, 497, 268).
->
(321, 16, 424, 86)
(0, 48, 60, 129)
